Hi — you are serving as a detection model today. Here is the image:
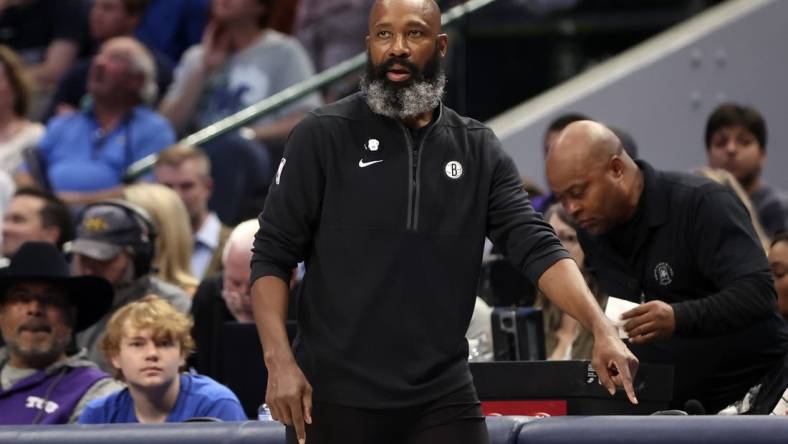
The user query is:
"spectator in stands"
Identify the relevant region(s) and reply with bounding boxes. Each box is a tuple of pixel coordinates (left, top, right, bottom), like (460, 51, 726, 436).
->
(0, 242, 122, 424)
(0, 45, 43, 176)
(79, 294, 246, 423)
(123, 183, 199, 295)
(769, 232, 788, 320)
(294, 0, 374, 100)
(0, 0, 88, 110)
(70, 200, 191, 372)
(705, 102, 788, 238)
(135, 0, 210, 64)
(536, 203, 607, 361)
(546, 120, 788, 413)
(46, 0, 175, 119)
(190, 219, 259, 379)
(198, 133, 274, 225)
(531, 112, 589, 212)
(159, 0, 322, 147)
(2, 187, 73, 259)
(154, 144, 231, 280)
(15, 37, 175, 207)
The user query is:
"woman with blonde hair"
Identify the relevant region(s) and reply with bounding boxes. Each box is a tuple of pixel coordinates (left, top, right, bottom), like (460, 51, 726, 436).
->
(0, 45, 44, 175)
(123, 183, 199, 295)
(695, 167, 771, 251)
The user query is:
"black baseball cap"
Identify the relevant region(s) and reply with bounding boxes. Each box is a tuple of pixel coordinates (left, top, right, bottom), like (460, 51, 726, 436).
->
(71, 202, 150, 260)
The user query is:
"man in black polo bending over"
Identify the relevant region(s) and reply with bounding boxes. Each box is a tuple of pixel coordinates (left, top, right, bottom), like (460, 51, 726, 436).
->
(250, 1, 638, 443)
(546, 120, 788, 413)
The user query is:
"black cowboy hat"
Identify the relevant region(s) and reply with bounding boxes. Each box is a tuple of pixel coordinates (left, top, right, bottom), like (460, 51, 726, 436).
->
(0, 242, 113, 332)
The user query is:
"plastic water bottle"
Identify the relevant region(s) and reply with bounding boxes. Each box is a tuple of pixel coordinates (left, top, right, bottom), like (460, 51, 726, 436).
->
(258, 403, 274, 421)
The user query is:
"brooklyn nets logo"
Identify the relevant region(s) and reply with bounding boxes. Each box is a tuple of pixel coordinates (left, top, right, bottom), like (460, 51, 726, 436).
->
(444, 161, 463, 179)
(654, 262, 674, 286)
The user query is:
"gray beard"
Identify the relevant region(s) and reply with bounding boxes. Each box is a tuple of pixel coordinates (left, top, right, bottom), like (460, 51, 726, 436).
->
(6, 337, 70, 369)
(360, 73, 446, 120)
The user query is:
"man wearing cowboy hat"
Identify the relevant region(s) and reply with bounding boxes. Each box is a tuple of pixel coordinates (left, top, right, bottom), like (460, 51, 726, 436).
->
(0, 242, 123, 424)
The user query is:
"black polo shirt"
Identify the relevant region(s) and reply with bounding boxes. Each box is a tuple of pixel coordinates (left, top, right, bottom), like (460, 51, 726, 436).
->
(579, 160, 788, 411)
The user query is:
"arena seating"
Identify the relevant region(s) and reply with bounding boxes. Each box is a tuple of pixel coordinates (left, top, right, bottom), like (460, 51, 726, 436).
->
(1, 416, 787, 443)
(517, 415, 788, 443)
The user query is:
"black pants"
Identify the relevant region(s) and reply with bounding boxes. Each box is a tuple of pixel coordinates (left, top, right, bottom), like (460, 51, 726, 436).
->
(285, 383, 490, 444)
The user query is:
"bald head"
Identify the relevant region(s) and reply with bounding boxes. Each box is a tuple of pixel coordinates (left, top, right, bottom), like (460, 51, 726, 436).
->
(548, 120, 626, 168)
(545, 121, 643, 235)
(89, 36, 157, 105)
(369, 0, 441, 32)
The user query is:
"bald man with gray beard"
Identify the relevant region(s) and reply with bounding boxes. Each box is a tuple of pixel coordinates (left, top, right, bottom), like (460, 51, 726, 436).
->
(251, 3, 638, 443)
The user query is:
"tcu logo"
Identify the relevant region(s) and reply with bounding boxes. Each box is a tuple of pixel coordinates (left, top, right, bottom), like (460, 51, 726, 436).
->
(25, 396, 60, 414)
(445, 161, 463, 179)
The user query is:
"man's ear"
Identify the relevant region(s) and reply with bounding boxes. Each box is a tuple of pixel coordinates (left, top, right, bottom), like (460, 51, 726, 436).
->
(128, 72, 145, 98)
(437, 33, 448, 57)
(41, 226, 61, 245)
(758, 148, 768, 165)
(609, 155, 626, 179)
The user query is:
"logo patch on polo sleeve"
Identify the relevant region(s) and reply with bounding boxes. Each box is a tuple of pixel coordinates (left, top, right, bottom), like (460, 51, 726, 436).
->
(275, 158, 286, 185)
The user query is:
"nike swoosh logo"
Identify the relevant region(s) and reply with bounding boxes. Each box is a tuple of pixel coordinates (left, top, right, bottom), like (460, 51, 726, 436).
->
(358, 159, 384, 168)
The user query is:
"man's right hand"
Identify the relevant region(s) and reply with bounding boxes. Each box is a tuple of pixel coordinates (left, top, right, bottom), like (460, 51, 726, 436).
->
(266, 361, 313, 444)
(201, 22, 231, 72)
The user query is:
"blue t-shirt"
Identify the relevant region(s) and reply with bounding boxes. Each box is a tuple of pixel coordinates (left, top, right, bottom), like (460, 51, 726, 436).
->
(37, 106, 175, 192)
(135, 0, 210, 63)
(78, 374, 246, 423)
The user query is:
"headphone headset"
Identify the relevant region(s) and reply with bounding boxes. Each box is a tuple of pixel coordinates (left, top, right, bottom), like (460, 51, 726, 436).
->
(78, 199, 157, 279)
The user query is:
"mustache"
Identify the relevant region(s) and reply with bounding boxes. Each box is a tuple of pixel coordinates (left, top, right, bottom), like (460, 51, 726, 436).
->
(18, 320, 53, 334)
(378, 57, 419, 76)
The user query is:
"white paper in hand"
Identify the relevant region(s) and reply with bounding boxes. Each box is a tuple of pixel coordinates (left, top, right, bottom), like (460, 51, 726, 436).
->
(605, 296, 640, 339)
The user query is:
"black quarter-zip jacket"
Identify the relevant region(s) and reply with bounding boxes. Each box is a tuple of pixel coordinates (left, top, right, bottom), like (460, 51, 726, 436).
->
(251, 93, 569, 408)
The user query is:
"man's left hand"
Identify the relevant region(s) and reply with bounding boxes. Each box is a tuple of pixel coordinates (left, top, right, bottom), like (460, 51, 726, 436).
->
(591, 327, 639, 404)
(621, 300, 676, 344)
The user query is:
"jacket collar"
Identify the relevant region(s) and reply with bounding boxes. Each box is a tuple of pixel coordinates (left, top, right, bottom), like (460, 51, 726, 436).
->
(634, 160, 669, 230)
